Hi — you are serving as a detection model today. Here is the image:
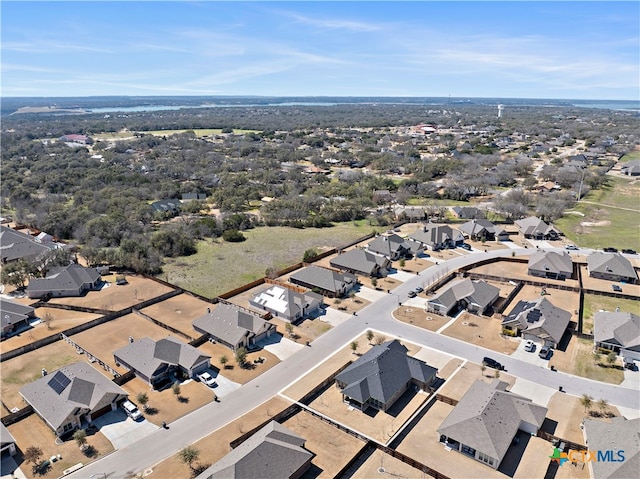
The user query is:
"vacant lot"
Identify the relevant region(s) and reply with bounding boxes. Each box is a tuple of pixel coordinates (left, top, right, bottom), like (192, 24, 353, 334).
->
(442, 312, 520, 355)
(581, 294, 640, 334)
(556, 177, 640, 251)
(470, 259, 581, 290)
(8, 413, 114, 479)
(282, 410, 366, 478)
(140, 293, 215, 338)
(550, 337, 624, 384)
(161, 222, 376, 298)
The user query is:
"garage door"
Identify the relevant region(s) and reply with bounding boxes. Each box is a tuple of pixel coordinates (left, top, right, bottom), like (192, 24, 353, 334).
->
(90, 404, 112, 420)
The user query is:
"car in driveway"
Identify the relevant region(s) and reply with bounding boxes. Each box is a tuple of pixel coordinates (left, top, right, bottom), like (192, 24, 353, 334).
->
(198, 371, 217, 388)
(539, 345, 553, 360)
(565, 244, 579, 251)
(622, 249, 637, 255)
(482, 357, 504, 370)
(460, 243, 472, 251)
(414, 286, 424, 294)
(524, 340, 536, 352)
(603, 247, 618, 253)
(121, 400, 143, 421)
(407, 290, 417, 298)
(612, 284, 623, 292)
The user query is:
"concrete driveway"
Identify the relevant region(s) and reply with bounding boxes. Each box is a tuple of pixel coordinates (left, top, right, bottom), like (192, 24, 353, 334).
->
(510, 339, 550, 368)
(387, 270, 416, 282)
(92, 409, 158, 449)
(319, 308, 352, 327)
(356, 286, 388, 302)
(259, 334, 305, 360)
(413, 347, 459, 370)
(209, 370, 241, 398)
(509, 378, 557, 407)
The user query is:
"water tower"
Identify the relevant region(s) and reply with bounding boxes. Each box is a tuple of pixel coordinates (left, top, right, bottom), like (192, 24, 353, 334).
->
(497, 104, 504, 118)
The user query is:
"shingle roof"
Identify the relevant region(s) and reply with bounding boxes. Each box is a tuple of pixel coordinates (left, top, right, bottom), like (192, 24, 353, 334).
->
(290, 265, 356, 295)
(452, 207, 486, 219)
(408, 225, 464, 247)
(458, 219, 504, 238)
(0, 225, 52, 263)
(0, 423, 16, 448)
(150, 198, 182, 212)
(0, 298, 35, 330)
(514, 217, 560, 236)
(195, 421, 313, 479)
(335, 340, 437, 406)
(250, 285, 323, 319)
(26, 263, 101, 297)
(593, 311, 640, 349)
(367, 234, 411, 258)
(193, 303, 274, 347)
(330, 249, 390, 276)
(438, 380, 547, 464)
(528, 251, 573, 276)
(20, 362, 126, 431)
(583, 417, 640, 479)
(428, 279, 500, 312)
(502, 297, 571, 345)
(587, 252, 638, 280)
(114, 337, 210, 379)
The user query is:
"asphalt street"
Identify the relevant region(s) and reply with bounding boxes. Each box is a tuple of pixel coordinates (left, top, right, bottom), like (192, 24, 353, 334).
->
(69, 246, 640, 479)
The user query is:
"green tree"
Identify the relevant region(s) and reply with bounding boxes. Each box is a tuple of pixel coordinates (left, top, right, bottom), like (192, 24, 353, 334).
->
(136, 392, 149, 411)
(580, 394, 593, 413)
(371, 277, 378, 288)
(235, 347, 247, 367)
(303, 248, 319, 262)
(172, 381, 181, 399)
(399, 258, 406, 269)
(606, 351, 617, 367)
(178, 446, 200, 472)
(222, 229, 246, 242)
(0, 260, 30, 289)
(73, 429, 87, 449)
(366, 330, 374, 344)
(24, 446, 43, 468)
(285, 322, 294, 338)
(350, 341, 359, 355)
(220, 355, 228, 368)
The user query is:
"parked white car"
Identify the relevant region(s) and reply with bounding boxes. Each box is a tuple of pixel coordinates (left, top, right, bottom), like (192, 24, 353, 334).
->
(198, 371, 217, 388)
(524, 340, 536, 352)
(121, 400, 143, 421)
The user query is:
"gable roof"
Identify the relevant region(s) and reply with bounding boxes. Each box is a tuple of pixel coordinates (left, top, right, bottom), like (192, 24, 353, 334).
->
(150, 198, 182, 213)
(0, 298, 35, 330)
(514, 217, 560, 236)
(0, 423, 15, 449)
(527, 250, 573, 276)
(196, 421, 313, 479)
(20, 362, 126, 431)
(289, 265, 356, 294)
(114, 337, 210, 378)
(587, 252, 637, 280)
(250, 285, 323, 318)
(408, 224, 464, 247)
(593, 311, 640, 349)
(26, 263, 101, 297)
(452, 206, 486, 219)
(367, 234, 411, 258)
(330, 249, 390, 276)
(503, 297, 571, 344)
(438, 380, 547, 463)
(583, 417, 640, 479)
(428, 279, 500, 312)
(193, 303, 274, 347)
(335, 340, 437, 406)
(0, 225, 52, 263)
(458, 219, 504, 238)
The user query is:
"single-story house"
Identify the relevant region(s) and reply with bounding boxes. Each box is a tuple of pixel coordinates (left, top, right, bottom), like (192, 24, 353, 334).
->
(0, 225, 52, 264)
(114, 336, 211, 389)
(514, 217, 561, 240)
(59, 134, 92, 145)
(593, 311, 640, 361)
(502, 297, 571, 348)
(620, 159, 640, 176)
(150, 198, 182, 214)
(330, 248, 391, 278)
(587, 252, 638, 284)
(583, 416, 640, 479)
(193, 303, 276, 351)
(335, 340, 437, 412)
(249, 284, 323, 323)
(527, 250, 574, 280)
(426, 279, 500, 316)
(408, 225, 464, 251)
(451, 206, 486, 220)
(438, 380, 547, 470)
(0, 298, 36, 338)
(393, 206, 426, 221)
(181, 192, 207, 201)
(366, 234, 415, 260)
(0, 423, 17, 457)
(458, 219, 508, 242)
(20, 362, 128, 437)
(195, 421, 314, 479)
(26, 263, 102, 299)
(289, 265, 357, 298)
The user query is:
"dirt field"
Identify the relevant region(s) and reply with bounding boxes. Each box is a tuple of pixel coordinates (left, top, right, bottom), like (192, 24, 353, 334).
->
(198, 340, 280, 384)
(580, 265, 640, 297)
(470, 259, 581, 290)
(7, 413, 114, 479)
(282, 410, 366, 478)
(149, 397, 292, 479)
(269, 316, 332, 346)
(549, 337, 624, 384)
(350, 448, 424, 478)
(437, 361, 516, 402)
(0, 308, 100, 354)
(140, 293, 215, 338)
(442, 312, 520, 355)
(1, 342, 97, 411)
(395, 305, 451, 331)
(49, 275, 174, 311)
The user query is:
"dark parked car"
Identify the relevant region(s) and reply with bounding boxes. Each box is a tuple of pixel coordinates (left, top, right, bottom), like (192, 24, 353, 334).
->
(603, 247, 618, 253)
(460, 243, 472, 251)
(414, 286, 424, 293)
(612, 284, 622, 292)
(482, 357, 504, 370)
(622, 249, 637, 255)
(407, 290, 417, 298)
(539, 345, 553, 359)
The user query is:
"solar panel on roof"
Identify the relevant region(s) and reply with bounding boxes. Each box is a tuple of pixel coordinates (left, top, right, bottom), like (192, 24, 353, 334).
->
(48, 370, 71, 394)
(527, 310, 542, 323)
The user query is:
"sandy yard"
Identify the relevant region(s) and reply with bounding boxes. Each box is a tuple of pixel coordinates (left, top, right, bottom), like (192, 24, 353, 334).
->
(282, 410, 366, 478)
(359, 275, 401, 291)
(467, 238, 510, 251)
(1, 341, 100, 412)
(549, 336, 624, 384)
(7, 413, 114, 479)
(269, 316, 332, 345)
(199, 340, 281, 384)
(470, 259, 581, 290)
(48, 275, 174, 311)
(545, 393, 589, 445)
(0, 308, 100, 354)
(437, 361, 515, 402)
(350, 448, 425, 478)
(395, 305, 451, 331)
(140, 293, 216, 338)
(580, 265, 640, 297)
(442, 311, 520, 355)
(148, 397, 292, 479)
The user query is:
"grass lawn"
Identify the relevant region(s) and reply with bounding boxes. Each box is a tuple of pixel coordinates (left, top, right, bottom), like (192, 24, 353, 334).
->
(160, 222, 375, 298)
(581, 294, 640, 334)
(555, 177, 640, 251)
(618, 150, 640, 162)
(92, 131, 136, 140)
(572, 338, 624, 384)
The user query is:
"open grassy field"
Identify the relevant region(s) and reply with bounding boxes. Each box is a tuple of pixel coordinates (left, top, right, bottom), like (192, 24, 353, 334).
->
(618, 150, 640, 162)
(581, 294, 640, 334)
(555, 176, 640, 251)
(160, 222, 375, 298)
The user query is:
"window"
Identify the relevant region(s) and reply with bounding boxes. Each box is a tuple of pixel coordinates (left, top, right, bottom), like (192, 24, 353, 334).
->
(478, 452, 494, 466)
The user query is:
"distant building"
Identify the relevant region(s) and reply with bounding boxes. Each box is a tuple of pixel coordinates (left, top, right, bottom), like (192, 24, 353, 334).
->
(366, 234, 415, 260)
(451, 206, 486, 220)
(458, 219, 508, 242)
(620, 159, 640, 176)
(150, 198, 182, 215)
(59, 134, 92, 145)
(408, 224, 464, 251)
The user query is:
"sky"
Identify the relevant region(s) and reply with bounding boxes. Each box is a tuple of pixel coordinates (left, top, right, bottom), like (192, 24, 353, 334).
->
(1, 1, 639, 100)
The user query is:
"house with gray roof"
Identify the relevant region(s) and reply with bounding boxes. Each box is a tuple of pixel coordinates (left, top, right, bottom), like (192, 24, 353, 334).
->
(514, 217, 561, 240)
(593, 311, 640, 361)
(502, 297, 571, 348)
(620, 159, 640, 176)
(193, 303, 276, 351)
(330, 248, 391, 277)
(0, 225, 52, 264)
(250, 284, 323, 323)
(20, 362, 128, 437)
(408, 224, 464, 251)
(587, 252, 638, 284)
(150, 198, 182, 214)
(393, 206, 426, 221)
(335, 340, 437, 412)
(458, 219, 508, 242)
(438, 380, 547, 470)
(527, 250, 574, 280)
(451, 206, 486, 220)
(114, 336, 210, 389)
(195, 421, 314, 479)
(426, 279, 500, 316)
(0, 298, 36, 338)
(583, 416, 640, 479)
(289, 265, 356, 298)
(26, 263, 102, 299)
(0, 423, 17, 457)
(366, 234, 415, 260)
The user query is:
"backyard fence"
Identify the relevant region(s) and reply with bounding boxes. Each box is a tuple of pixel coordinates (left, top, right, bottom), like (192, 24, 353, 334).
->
(60, 332, 121, 377)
